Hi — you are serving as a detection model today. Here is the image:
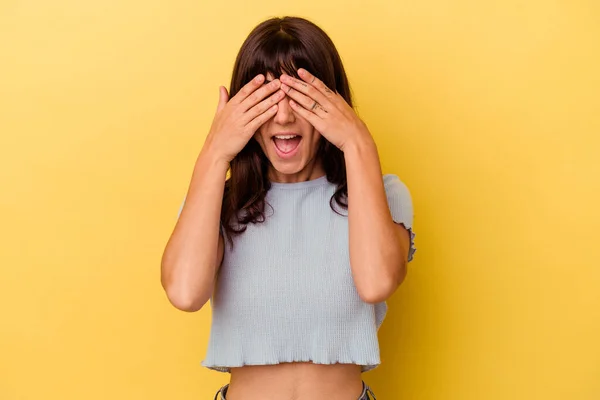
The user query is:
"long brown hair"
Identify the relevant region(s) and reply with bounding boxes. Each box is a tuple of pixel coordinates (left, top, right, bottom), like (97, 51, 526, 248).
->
(221, 16, 353, 244)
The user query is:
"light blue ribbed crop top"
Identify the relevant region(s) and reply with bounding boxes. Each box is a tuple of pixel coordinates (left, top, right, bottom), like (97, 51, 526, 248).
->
(178, 173, 416, 373)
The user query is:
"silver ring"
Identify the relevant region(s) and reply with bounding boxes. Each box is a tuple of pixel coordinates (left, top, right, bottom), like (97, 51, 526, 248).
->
(311, 101, 318, 111)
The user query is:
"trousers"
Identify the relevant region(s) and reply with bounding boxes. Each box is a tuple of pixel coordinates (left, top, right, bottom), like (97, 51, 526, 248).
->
(213, 380, 377, 400)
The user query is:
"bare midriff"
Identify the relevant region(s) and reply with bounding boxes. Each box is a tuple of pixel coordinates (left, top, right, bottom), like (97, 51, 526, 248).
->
(225, 361, 364, 400)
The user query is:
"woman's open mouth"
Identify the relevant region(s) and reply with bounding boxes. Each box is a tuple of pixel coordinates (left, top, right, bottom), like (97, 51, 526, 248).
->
(272, 134, 302, 159)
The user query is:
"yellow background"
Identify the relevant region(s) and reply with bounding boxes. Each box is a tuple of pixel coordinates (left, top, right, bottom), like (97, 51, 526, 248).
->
(1, 1, 599, 399)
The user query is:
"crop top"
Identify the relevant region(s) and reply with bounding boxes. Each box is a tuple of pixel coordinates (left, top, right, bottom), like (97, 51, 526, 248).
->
(177, 173, 416, 373)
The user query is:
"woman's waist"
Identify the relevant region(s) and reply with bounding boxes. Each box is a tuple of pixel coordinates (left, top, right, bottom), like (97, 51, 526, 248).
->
(227, 362, 363, 400)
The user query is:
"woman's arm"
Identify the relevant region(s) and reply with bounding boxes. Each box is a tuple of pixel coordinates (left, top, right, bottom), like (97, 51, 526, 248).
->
(160, 149, 228, 312)
(161, 77, 285, 312)
(344, 134, 411, 304)
(276, 68, 412, 304)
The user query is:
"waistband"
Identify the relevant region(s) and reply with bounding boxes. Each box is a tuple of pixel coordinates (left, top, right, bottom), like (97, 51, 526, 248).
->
(213, 380, 377, 400)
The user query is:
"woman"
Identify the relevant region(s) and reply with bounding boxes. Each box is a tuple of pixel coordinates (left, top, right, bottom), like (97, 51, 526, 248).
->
(161, 16, 416, 400)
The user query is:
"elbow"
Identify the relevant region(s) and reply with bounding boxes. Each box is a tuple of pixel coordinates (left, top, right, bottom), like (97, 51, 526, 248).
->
(161, 277, 210, 312)
(164, 286, 209, 312)
(358, 286, 393, 304)
(357, 264, 407, 304)
(161, 252, 212, 312)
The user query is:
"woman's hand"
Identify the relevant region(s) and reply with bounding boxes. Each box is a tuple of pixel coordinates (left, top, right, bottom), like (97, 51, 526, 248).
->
(204, 74, 285, 163)
(279, 68, 373, 152)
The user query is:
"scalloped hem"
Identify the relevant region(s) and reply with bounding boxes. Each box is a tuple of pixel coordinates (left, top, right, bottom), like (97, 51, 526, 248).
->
(394, 222, 416, 262)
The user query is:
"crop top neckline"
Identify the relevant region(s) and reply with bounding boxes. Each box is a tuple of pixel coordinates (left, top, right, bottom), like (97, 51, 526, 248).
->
(268, 174, 329, 190)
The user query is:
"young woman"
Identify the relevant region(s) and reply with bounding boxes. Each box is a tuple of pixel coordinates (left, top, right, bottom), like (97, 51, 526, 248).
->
(161, 16, 416, 400)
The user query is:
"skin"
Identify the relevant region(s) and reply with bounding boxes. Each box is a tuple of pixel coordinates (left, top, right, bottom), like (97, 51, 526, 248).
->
(253, 72, 325, 183)
(161, 74, 286, 313)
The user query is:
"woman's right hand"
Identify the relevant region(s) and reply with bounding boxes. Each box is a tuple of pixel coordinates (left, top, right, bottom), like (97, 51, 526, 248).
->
(204, 74, 284, 164)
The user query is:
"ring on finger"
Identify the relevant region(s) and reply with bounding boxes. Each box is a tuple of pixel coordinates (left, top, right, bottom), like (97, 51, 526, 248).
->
(311, 101, 318, 111)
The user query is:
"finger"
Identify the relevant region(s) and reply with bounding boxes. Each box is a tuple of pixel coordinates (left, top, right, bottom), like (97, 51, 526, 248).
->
(297, 68, 336, 99)
(246, 103, 279, 134)
(244, 89, 286, 124)
(280, 73, 331, 111)
(239, 78, 282, 112)
(298, 68, 351, 116)
(230, 74, 265, 105)
(288, 99, 325, 132)
(216, 86, 229, 113)
(280, 82, 329, 118)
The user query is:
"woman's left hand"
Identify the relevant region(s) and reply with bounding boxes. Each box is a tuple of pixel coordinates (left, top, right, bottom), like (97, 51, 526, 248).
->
(280, 68, 373, 152)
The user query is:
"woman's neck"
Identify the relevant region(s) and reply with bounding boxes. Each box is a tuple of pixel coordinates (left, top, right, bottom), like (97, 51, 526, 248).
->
(268, 158, 325, 183)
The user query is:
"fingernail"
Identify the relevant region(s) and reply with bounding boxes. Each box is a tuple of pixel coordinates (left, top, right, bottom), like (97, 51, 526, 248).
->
(255, 74, 264, 83)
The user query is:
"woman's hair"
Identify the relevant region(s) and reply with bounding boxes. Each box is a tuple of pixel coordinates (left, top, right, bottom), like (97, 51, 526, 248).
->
(221, 16, 353, 244)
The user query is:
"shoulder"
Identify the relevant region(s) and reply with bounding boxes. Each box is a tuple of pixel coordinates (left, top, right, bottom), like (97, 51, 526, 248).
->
(382, 174, 417, 262)
(381, 173, 414, 228)
(383, 173, 407, 186)
(382, 174, 411, 198)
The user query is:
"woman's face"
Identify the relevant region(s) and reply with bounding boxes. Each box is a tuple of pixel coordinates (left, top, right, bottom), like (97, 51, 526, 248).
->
(253, 72, 324, 182)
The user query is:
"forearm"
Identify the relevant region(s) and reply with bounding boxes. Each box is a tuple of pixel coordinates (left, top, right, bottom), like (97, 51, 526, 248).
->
(345, 135, 407, 304)
(161, 146, 229, 311)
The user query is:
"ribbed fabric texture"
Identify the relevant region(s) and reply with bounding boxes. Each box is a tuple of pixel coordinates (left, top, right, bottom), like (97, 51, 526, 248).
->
(179, 173, 415, 373)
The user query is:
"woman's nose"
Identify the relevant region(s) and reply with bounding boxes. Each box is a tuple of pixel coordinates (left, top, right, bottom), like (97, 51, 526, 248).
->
(273, 95, 295, 124)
